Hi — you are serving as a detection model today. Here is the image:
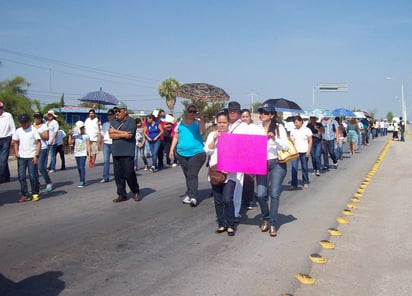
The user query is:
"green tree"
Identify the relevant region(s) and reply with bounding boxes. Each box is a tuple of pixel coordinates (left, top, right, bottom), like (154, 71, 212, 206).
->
(386, 112, 394, 122)
(60, 93, 65, 107)
(158, 77, 180, 115)
(0, 76, 32, 120)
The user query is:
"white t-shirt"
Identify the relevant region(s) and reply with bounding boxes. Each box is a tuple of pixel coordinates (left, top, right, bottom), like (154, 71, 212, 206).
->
(47, 119, 59, 145)
(85, 117, 101, 142)
(12, 126, 41, 158)
(290, 126, 312, 153)
(101, 122, 112, 145)
(34, 123, 49, 150)
(0, 111, 16, 137)
(74, 134, 90, 157)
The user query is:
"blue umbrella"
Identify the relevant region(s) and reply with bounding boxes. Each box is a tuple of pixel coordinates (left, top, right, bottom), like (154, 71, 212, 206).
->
(332, 108, 355, 117)
(79, 87, 119, 106)
(304, 108, 325, 118)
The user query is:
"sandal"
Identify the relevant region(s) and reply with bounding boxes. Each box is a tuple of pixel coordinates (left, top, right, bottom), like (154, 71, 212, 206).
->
(260, 220, 269, 232)
(227, 227, 235, 236)
(269, 226, 277, 237)
(215, 226, 226, 234)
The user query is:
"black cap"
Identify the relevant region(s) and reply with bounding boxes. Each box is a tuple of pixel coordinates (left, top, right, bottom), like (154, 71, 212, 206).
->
(18, 113, 30, 123)
(33, 112, 43, 119)
(228, 101, 241, 111)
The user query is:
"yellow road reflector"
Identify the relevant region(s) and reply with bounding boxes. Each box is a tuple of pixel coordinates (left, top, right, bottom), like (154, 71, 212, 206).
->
(337, 216, 349, 224)
(309, 253, 327, 263)
(364, 177, 372, 182)
(362, 181, 369, 185)
(354, 192, 363, 198)
(342, 209, 353, 216)
(347, 203, 358, 209)
(357, 188, 366, 193)
(351, 197, 360, 203)
(320, 240, 335, 249)
(295, 273, 315, 284)
(328, 228, 342, 236)
(360, 184, 368, 189)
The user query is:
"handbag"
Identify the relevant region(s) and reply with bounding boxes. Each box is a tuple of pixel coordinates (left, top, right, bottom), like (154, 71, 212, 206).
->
(208, 164, 227, 185)
(277, 140, 299, 163)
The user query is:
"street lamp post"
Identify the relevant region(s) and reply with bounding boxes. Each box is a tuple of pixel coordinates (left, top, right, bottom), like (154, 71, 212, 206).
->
(386, 77, 407, 123)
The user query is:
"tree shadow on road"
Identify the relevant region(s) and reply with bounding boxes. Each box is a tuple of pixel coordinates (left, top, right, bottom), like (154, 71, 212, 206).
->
(0, 271, 65, 296)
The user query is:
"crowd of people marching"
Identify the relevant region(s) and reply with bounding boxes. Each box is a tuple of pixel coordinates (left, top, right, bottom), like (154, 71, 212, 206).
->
(0, 99, 405, 237)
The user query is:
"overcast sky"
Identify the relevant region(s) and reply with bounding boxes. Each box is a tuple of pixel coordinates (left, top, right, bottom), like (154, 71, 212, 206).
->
(1, 0, 412, 118)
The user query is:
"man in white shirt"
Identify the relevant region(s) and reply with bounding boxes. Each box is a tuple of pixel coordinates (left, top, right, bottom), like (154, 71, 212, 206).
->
(100, 109, 115, 183)
(84, 109, 101, 168)
(12, 113, 41, 202)
(0, 101, 16, 183)
(46, 110, 59, 172)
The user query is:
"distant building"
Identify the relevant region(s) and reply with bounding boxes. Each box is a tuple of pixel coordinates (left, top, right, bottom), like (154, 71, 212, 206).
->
(52, 106, 109, 126)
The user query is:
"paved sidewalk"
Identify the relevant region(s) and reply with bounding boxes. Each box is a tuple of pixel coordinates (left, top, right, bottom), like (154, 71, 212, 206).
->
(295, 136, 412, 295)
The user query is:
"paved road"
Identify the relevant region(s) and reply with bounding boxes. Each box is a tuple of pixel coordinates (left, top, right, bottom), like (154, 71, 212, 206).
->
(0, 134, 408, 296)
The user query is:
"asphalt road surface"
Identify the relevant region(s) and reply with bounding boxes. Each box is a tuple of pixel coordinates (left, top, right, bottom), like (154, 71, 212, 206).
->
(0, 136, 393, 295)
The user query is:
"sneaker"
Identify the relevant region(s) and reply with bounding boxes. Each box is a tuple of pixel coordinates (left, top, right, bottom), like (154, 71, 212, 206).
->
(315, 170, 320, 176)
(18, 196, 31, 203)
(149, 166, 156, 173)
(172, 163, 178, 167)
(32, 194, 40, 202)
(100, 179, 108, 183)
(48, 169, 55, 173)
(45, 184, 53, 192)
(182, 195, 191, 204)
(190, 198, 197, 207)
(113, 196, 128, 203)
(78, 182, 85, 188)
(144, 165, 148, 171)
(133, 192, 142, 202)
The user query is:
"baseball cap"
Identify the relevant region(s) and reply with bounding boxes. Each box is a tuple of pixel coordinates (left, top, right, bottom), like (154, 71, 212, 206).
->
(18, 113, 30, 123)
(75, 120, 85, 129)
(33, 112, 43, 119)
(257, 103, 276, 114)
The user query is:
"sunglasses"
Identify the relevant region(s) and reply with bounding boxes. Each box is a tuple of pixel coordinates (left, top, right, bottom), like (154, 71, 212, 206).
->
(108, 113, 114, 116)
(188, 110, 198, 114)
(116, 109, 125, 113)
(259, 111, 271, 115)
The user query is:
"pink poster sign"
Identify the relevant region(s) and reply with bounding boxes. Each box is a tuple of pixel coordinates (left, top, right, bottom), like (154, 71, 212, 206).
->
(217, 133, 267, 175)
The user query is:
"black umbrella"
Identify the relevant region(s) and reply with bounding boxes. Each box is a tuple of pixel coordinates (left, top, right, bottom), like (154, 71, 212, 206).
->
(176, 83, 230, 102)
(263, 98, 303, 113)
(79, 87, 119, 106)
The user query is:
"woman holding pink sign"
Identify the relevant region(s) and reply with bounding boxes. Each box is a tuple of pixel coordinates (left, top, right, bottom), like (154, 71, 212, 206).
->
(205, 111, 236, 236)
(255, 104, 289, 237)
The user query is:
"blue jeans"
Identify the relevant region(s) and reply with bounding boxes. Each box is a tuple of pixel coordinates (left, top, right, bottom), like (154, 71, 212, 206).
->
(38, 148, 52, 184)
(256, 159, 287, 226)
(176, 151, 207, 199)
(102, 143, 112, 181)
(322, 140, 337, 168)
(291, 152, 309, 187)
(335, 138, 344, 159)
(0, 136, 11, 182)
(212, 180, 236, 229)
(17, 157, 39, 196)
(134, 145, 148, 168)
(148, 139, 160, 168)
(47, 144, 58, 170)
(75, 156, 86, 183)
(310, 140, 321, 172)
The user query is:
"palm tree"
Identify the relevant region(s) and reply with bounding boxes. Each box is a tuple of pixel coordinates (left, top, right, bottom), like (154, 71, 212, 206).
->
(158, 77, 180, 115)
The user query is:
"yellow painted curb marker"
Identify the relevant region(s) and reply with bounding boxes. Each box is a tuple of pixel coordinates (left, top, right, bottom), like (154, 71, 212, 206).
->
(347, 203, 358, 209)
(337, 216, 349, 224)
(342, 209, 353, 216)
(357, 188, 366, 193)
(320, 240, 335, 249)
(328, 228, 342, 236)
(309, 253, 327, 263)
(354, 192, 363, 198)
(295, 273, 315, 284)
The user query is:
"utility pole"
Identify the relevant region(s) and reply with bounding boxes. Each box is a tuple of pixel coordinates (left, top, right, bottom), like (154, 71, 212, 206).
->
(249, 91, 256, 113)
